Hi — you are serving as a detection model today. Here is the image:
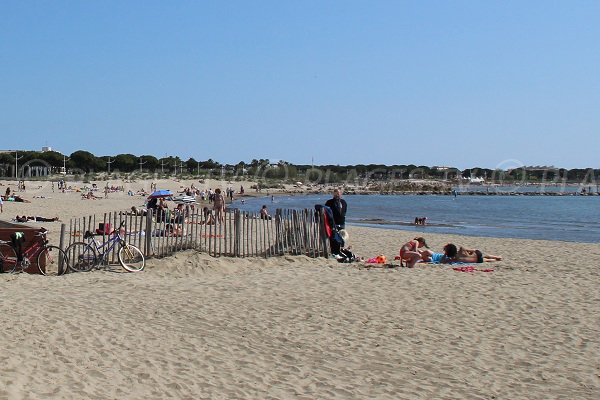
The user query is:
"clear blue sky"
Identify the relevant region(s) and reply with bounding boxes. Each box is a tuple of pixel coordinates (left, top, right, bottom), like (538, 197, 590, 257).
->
(2, 0, 599, 169)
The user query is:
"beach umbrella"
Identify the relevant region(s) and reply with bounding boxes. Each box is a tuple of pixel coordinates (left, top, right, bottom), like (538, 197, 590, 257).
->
(148, 189, 173, 198)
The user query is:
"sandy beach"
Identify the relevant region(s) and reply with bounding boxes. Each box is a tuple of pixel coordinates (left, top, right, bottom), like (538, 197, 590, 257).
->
(0, 179, 599, 399)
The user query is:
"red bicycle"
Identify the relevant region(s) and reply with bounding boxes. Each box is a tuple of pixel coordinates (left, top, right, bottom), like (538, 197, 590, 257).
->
(0, 230, 68, 276)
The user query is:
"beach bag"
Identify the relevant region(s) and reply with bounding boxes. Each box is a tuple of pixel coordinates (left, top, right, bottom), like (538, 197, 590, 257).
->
(315, 204, 345, 254)
(96, 223, 112, 235)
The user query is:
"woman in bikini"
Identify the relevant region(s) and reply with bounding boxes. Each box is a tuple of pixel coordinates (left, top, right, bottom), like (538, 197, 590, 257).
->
(399, 237, 428, 268)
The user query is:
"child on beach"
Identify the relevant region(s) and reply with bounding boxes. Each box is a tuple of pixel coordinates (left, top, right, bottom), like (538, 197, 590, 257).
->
(399, 237, 428, 268)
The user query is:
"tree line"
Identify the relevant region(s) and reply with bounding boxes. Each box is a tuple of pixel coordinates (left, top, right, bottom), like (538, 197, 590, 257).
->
(0, 149, 598, 184)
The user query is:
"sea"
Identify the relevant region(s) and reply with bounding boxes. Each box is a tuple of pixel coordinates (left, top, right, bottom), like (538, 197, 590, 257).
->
(230, 190, 600, 244)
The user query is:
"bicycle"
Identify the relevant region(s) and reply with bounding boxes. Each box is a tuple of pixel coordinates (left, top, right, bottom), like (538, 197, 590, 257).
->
(0, 229, 68, 276)
(65, 221, 145, 273)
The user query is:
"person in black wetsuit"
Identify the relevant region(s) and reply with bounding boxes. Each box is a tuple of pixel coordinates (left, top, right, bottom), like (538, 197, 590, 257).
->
(324, 188, 347, 230)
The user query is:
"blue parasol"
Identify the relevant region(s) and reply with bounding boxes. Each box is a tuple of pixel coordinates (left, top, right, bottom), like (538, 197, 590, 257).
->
(148, 189, 173, 198)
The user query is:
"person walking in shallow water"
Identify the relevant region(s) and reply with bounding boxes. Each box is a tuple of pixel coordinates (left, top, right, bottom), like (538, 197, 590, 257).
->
(325, 188, 347, 230)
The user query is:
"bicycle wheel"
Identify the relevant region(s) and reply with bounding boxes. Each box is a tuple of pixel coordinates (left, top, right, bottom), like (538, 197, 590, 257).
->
(0, 243, 18, 273)
(37, 245, 68, 276)
(118, 244, 145, 272)
(66, 242, 97, 272)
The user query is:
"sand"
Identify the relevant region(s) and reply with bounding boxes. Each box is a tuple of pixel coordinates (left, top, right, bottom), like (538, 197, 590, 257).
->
(1, 179, 599, 399)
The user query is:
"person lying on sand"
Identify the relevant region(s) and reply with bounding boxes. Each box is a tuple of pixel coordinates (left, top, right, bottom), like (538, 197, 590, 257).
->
(6, 195, 30, 203)
(82, 191, 101, 200)
(15, 215, 60, 222)
(419, 248, 452, 264)
(443, 243, 502, 263)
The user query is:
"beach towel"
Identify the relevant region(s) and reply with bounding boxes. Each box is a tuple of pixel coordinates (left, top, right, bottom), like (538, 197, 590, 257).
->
(452, 266, 494, 273)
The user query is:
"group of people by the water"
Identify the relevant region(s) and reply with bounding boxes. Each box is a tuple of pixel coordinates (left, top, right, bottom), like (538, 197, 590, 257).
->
(317, 187, 502, 268)
(399, 237, 502, 268)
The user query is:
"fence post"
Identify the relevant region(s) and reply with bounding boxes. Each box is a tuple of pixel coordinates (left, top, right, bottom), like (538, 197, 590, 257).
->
(145, 210, 153, 257)
(275, 209, 282, 255)
(233, 209, 242, 257)
(319, 208, 329, 258)
(59, 223, 66, 275)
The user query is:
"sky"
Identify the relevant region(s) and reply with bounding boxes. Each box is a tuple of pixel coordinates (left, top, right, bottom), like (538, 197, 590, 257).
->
(1, 0, 599, 170)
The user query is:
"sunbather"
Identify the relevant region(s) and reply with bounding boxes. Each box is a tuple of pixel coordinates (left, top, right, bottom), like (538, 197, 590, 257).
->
(15, 215, 59, 222)
(443, 243, 502, 263)
(420, 248, 451, 264)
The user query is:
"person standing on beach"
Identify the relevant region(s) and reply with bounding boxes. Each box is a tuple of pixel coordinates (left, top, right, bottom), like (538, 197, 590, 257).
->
(213, 188, 225, 222)
(325, 188, 347, 229)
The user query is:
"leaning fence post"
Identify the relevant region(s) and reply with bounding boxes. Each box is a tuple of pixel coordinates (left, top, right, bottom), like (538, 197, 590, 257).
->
(145, 210, 153, 257)
(319, 208, 329, 258)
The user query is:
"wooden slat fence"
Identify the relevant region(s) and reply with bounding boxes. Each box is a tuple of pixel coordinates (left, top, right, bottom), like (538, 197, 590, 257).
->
(63, 207, 331, 263)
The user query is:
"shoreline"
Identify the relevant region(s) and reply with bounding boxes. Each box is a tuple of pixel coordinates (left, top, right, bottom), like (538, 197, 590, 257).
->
(1, 175, 597, 197)
(1, 177, 597, 246)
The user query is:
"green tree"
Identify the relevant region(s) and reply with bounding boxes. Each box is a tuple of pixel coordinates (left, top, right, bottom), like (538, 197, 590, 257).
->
(185, 157, 198, 174)
(70, 150, 102, 172)
(113, 154, 137, 172)
(0, 152, 15, 164)
(139, 155, 159, 172)
(38, 151, 65, 168)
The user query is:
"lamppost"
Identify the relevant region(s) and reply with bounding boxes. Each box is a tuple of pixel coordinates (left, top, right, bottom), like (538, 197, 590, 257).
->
(106, 156, 114, 174)
(15, 151, 24, 179)
(139, 157, 147, 173)
(62, 155, 68, 175)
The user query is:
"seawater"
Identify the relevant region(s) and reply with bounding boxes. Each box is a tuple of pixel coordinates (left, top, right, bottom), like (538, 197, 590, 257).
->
(231, 194, 600, 243)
